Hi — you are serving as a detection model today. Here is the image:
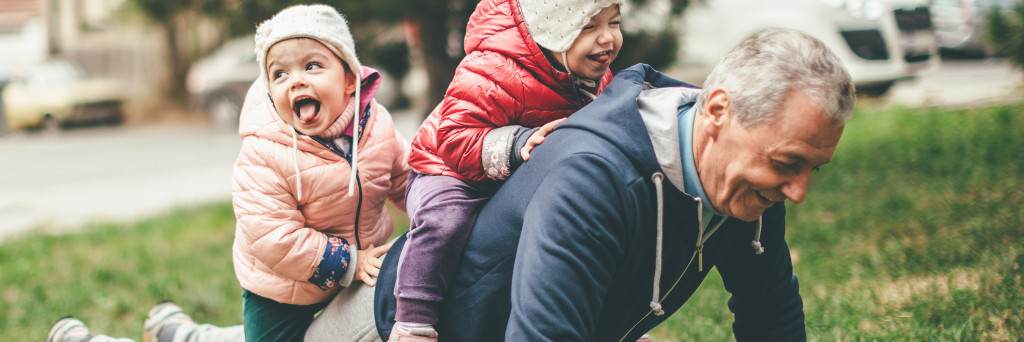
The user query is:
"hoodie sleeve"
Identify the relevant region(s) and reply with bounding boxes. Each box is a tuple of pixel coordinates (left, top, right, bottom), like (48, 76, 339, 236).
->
(716, 203, 806, 341)
(435, 52, 527, 182)
(506, 152, 632, 341)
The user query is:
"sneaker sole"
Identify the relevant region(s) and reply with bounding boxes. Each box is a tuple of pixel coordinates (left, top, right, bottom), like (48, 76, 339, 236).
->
(47, 316, 85, 342)
(143, 302, 190, 342)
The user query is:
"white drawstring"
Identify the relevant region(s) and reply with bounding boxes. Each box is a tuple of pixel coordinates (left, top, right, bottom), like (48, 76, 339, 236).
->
(347, 70, 361, 197)
(649, 173, 665, 316)
(752, 216, 764, 254)
(290, 126, 302, 202)
(644, 174, 766, 321)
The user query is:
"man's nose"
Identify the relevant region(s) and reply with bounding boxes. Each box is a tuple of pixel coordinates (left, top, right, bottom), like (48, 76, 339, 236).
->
(781, 171, 811, 204)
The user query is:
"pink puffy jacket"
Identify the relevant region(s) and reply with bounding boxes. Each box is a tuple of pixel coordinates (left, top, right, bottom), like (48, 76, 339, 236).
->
(231, 76, 410, 305)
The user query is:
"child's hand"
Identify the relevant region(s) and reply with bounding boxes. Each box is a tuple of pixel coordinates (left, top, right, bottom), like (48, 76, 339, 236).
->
(520, 118, 566, 161)
(355, 243, 391, 286)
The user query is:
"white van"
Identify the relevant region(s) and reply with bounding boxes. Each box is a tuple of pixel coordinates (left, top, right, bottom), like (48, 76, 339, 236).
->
(669, 0, 940, 96)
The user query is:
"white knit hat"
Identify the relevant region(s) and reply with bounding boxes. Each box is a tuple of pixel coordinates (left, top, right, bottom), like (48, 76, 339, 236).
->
(254, 4, 365, 197)
(254, 4, 361, 88)
(518, 0, 624, 53)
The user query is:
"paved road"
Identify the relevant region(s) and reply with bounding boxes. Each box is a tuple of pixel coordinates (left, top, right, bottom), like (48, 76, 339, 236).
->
(884, 58, 1024, 107)
(0, 124, 240, 240)
(0, 59, 1019, 240)
(0, 110, 424, 241)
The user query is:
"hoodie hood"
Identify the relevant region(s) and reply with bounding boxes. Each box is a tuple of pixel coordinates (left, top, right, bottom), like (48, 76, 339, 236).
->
(636, 85, 701, 191)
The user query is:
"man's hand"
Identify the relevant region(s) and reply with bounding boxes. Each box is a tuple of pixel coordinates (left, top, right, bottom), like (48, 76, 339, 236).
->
(354, 243, 390, 286)
(520, 118, 566, 161)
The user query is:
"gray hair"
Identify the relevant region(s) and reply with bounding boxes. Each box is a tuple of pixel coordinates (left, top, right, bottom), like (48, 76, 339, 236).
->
(694, 29, 856, 127)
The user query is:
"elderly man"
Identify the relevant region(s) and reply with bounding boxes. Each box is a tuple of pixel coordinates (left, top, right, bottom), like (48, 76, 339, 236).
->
(375, 29, 856, 341)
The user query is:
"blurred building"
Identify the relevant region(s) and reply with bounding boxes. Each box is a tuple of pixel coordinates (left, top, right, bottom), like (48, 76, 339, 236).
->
(0, 0, 178, 123)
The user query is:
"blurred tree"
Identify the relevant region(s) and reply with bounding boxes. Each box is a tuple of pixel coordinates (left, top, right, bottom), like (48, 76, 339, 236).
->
(985, 1, 1024, 74)
(127, 0, 194, 102)
(129, 0, 689, 114)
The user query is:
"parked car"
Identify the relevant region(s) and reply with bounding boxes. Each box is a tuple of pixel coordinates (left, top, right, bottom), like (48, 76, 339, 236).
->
(673, 0, 940, 96)
(930, 0, 1016, 57)
(2, 59, 124, 131)
(186, 37, 259, 131)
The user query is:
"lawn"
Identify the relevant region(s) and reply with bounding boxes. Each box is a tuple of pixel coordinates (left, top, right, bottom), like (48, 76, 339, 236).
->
(1, 102, 1021, 341)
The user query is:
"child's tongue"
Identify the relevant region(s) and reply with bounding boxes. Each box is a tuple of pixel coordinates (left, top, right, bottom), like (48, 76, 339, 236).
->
(297, 101, 319, 123)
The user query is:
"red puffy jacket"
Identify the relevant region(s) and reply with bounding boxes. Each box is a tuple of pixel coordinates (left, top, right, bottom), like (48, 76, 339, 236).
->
(408, 0, 613, 186)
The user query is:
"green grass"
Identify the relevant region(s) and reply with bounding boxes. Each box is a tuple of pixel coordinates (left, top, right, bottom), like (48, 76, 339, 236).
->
(2, 102, 1023, 341)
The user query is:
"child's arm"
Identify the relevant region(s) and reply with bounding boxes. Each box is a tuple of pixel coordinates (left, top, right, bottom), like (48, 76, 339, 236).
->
(518, 117, 566, 162)
(435, 54, 528, 182)
(234, 140, 369, 289)
(353, 243, 391, 286)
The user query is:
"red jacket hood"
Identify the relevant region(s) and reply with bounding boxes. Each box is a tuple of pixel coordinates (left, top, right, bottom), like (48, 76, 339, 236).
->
(464, 0, 577, 97)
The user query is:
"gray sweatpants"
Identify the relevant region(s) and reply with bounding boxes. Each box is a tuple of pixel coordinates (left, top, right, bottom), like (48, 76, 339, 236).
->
(83, 282, 379, 342)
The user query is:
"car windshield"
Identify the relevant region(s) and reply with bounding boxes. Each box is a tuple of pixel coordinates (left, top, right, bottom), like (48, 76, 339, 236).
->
(25, 60, 85, 87)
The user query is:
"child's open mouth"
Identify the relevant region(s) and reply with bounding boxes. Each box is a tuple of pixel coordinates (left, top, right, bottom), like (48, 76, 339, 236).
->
(293, 98, 321, 124)
(587, 51, 612, 64)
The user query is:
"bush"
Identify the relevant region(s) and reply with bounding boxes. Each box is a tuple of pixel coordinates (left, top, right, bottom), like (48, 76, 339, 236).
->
(986, 1, 1024, 71)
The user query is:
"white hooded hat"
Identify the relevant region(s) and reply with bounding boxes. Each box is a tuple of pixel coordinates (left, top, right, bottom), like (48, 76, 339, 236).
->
(254, 4, 361, 88)
(253, 4, 365, 198)
(518, 0, 624, 53)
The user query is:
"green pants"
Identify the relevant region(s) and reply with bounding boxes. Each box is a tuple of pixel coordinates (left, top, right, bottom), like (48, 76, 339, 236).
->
(242, 290, 329, 342)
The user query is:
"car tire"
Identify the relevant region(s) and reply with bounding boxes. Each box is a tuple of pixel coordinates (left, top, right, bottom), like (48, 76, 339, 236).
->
(43, 114, 62, 133)
(209, 94, 241, 131)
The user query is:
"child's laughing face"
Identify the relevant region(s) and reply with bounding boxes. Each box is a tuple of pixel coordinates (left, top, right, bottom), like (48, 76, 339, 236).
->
(554, 5, 623, 81)
(265, 38, 356, 136)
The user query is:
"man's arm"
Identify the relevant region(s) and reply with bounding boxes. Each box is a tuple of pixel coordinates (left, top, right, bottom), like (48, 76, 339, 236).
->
(506, 152, 633, 341)
(716, 203, 806, 341)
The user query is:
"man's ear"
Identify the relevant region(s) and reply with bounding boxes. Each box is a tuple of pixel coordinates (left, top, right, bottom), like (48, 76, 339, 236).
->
(703, 88, 731, 138)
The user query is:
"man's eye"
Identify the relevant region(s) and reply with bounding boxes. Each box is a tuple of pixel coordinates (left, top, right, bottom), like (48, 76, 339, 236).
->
(774, 160, 798, 171)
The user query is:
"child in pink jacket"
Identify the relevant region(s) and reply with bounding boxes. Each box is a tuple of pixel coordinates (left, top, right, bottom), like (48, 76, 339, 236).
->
(230, 4, 409, 341)
(44, 5, 409, 342)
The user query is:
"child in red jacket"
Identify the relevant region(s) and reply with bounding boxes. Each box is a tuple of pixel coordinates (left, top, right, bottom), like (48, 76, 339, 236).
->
(392, 0, 624, 340)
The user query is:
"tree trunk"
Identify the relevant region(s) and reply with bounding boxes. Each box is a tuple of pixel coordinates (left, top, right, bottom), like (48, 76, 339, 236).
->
(413, 0, 476, 117)
(161, 19, 189, 104)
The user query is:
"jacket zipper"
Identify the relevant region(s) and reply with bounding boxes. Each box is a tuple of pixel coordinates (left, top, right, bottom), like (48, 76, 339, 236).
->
(353, 171, 363, 249)
(310, 138, 364, 249)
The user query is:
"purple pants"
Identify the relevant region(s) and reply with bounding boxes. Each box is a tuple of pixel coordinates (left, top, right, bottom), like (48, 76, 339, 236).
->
(394, 172, 492, 325)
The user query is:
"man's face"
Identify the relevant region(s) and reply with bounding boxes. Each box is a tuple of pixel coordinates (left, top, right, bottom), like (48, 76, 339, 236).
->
(698, 90, 845, 221)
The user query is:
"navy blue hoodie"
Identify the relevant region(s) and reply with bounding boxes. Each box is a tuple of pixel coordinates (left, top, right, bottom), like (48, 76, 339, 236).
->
(376, 64, 805, 341)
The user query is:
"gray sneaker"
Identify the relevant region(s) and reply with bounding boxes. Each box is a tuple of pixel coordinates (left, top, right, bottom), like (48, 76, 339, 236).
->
(142, 301, 193, 342)
(47, 316, 91, 342)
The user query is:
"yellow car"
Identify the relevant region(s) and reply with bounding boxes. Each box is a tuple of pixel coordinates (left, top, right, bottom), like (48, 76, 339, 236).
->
(2, 59, 124, 132)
